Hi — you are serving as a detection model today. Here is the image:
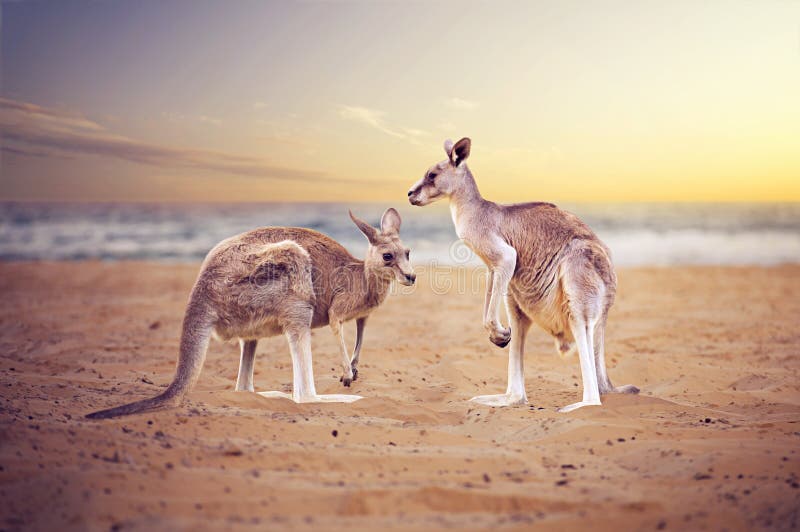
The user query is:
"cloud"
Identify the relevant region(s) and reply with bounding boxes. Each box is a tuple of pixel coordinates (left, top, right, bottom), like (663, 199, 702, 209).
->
(445, 97, 478, 110)
(401, 128, 428, 138)
(339, 106, 399, 138)
(0, 97, 356, 183)
(1, 145, 72, 159)
(161, 111, 221, 126)
(253, 101, 268, 110)
(0, 98, 105, 132)
(198, 115, 222, 126)
(338, 105, 428, 144)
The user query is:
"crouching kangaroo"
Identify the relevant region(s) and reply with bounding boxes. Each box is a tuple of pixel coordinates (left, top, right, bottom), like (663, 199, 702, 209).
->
(86, 208, 415, 419)
(407, 138, 638, 412)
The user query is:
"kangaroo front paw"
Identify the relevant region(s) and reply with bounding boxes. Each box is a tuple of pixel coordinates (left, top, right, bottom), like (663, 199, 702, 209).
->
(339, 368, 355, 387)
(340, 366, 359, 387)
(489, 327, 511, 348)
(611, 384, 639, 394)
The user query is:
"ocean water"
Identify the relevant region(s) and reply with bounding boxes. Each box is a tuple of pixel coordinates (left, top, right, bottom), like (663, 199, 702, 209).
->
(0, 202, 798, 266)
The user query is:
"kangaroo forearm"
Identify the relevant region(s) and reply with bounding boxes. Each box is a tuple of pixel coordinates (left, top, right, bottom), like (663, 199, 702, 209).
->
(483, 270, 494, 323)
(485, 269, 509, 326)
(331, 321, 348, 358)
(353, 317, 367, 363)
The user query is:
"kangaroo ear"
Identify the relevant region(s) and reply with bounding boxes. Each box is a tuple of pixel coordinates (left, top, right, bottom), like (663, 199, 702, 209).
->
(380, 208, 401, 236)
(443, 138, 455, 160)
(452, 137, 471, 166)
(349, 210, 379, 244)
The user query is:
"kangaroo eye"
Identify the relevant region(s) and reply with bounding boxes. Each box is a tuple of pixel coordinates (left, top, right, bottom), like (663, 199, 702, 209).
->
(382, 253, 393, 261)
(405, 250, 410, 259)
(428, 173, 437, 180)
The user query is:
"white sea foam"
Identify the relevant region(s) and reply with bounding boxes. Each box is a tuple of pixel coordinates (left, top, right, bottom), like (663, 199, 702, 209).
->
(601, 229, 800, 266)
(1, 202, 798, 266)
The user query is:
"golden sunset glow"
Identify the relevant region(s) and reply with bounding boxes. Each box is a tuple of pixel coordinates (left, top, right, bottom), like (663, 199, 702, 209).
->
(1, 1, 799, 202)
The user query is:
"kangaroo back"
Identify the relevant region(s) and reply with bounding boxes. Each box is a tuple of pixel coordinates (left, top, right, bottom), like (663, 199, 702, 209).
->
(237, 240, 314, 303)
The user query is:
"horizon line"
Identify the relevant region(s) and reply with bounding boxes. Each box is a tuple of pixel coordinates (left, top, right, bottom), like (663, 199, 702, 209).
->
(1, 198, 799, 206)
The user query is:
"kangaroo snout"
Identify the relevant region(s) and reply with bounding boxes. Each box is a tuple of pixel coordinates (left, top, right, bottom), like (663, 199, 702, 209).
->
(396, 270, 416, 286)
(408, 190, 424, 206)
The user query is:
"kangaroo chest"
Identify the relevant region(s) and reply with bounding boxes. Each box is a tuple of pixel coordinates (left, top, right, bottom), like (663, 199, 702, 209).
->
(449, 202, 470, 240)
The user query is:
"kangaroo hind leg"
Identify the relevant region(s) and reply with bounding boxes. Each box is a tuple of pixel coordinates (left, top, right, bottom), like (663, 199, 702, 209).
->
(558, 316, 602, 413)
(259, 323, 362, 404)
(594, 317, 639, 395)
(557, 257, 603, 413)
(470, 297, 531, 407)
(235, 339, 258, 392)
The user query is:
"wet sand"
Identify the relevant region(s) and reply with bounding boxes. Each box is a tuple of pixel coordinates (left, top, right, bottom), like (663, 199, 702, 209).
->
(1, 262, 799, 530)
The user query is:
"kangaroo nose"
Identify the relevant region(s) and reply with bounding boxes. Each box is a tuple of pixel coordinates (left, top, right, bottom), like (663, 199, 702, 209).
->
(405, 273, 416, 284)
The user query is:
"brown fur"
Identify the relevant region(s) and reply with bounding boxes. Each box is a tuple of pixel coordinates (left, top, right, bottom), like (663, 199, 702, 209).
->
(408, 138, 638, 411)
(86, 209, 413, 419)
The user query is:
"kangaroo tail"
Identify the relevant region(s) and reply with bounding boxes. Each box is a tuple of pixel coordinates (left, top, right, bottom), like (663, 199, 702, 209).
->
(86, 298, 214, 420)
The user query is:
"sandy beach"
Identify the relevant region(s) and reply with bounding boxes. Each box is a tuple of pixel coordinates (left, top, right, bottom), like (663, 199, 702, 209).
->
(1, 262, 798, 531)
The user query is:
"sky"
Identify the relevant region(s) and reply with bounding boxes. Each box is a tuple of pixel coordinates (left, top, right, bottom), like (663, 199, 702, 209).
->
(1, 0, 799, 203)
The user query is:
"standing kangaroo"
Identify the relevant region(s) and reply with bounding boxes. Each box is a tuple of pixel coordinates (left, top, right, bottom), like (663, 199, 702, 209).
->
(86, 208, 414, 419)
(407, 138, 638, 412)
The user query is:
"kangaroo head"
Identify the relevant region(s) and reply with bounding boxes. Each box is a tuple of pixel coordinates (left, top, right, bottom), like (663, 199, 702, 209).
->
(349, 208, 416, 286)
(407, 137, 471, 206)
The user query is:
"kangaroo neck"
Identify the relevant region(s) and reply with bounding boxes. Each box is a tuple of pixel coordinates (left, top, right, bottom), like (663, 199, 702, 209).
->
(357, 260, 391, 308)
(449, 167, 486, 236)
